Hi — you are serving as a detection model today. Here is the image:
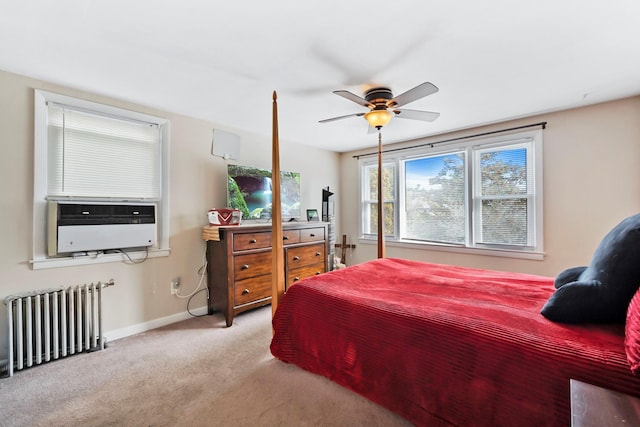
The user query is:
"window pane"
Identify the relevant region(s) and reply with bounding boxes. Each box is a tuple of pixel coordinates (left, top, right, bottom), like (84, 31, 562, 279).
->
(369, 202, 395, 236)
(480, 198, 528, 245)
(366, 163, 395, 236)
(404, 153, 465, 244)
(477, 145, 530, 246)
(368, 164, 394, 200)
(480, 148, 527, 196)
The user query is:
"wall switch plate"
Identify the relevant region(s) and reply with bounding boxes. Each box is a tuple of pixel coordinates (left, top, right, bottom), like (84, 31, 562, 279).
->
(170, 278, 180, 295)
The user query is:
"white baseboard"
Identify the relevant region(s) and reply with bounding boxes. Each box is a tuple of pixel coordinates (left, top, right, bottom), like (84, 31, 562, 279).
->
(105, 306, 209, 342)
(0, 305, 208, 377)
(0, 307, 209, 375)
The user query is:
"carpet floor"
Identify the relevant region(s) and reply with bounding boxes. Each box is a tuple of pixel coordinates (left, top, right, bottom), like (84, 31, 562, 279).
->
(0, 306, 411, 426)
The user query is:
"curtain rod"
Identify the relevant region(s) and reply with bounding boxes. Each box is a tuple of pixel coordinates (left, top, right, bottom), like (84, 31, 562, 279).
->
(352, 121, 547, 159)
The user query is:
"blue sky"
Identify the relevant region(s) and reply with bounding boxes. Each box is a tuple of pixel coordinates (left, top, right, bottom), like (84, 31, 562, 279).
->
(405, 149, 526, 190)
(405, 154, 461, 189)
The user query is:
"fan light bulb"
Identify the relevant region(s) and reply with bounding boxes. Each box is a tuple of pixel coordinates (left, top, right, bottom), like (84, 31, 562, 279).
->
(364, 110, 393, 128)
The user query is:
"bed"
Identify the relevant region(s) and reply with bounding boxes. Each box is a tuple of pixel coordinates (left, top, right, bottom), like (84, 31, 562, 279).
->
(270, 257, 640, 426)
(267, 93, 640, 425)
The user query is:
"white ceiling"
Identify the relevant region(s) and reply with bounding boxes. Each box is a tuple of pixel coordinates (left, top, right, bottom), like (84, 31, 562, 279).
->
(2, 1, 639, 153)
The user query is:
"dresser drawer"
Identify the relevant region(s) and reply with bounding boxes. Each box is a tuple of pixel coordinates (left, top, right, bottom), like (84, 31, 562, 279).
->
(233, 232, 271, 251)
(287, 243, 325, 268)
(234, 275, 272, 306)
(300, 227, 325, 242)
(234, 251, 272, 280)
(282, 229, 300, 245)
(287, 262, 325, 287)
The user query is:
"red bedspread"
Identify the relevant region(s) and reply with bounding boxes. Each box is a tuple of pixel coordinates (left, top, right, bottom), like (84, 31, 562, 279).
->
(270, 258, 640, 426)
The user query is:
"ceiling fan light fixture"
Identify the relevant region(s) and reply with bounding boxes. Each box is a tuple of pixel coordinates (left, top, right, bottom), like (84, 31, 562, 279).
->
(320, 82, 439, 128)
(364, 109, 392, 128)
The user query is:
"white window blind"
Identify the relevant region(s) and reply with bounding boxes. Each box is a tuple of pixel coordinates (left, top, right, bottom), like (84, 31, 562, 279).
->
(46, 103, 161, 200)
(473, 142, 532, 247)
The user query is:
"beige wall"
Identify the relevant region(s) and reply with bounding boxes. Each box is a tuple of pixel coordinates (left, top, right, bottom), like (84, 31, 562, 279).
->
(340, 96, 640, 276)
(2, 64, 639, 362)
(0, 68, 340, 360)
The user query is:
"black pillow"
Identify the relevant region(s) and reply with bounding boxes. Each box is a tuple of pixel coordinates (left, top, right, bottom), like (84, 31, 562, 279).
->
(541, 213, 640, 323)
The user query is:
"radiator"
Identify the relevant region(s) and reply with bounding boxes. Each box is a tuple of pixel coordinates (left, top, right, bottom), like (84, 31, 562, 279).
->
(3, 279, 114, 377)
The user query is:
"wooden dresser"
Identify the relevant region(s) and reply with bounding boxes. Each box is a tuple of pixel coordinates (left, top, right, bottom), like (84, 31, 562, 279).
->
(570, 379, 640, 426)
(203, 222, 328, 326)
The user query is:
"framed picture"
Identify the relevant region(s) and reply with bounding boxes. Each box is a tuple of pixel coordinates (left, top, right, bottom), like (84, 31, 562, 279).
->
(306, 209, 319, 221)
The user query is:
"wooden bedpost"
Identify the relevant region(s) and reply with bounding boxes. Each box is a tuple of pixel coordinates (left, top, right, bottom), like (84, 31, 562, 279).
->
(377, 130, 385, 258)
(271, 91, 285, 321)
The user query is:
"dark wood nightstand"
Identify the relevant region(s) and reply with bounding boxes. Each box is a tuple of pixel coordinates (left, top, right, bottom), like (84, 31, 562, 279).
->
(570, 379, 640, 426)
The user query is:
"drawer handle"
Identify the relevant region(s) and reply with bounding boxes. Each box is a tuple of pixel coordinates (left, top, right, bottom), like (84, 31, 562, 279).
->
(309, 233, 316, 237)
(293, 256, 300, 261)
(242, 264, 250, 270)
(249, 239, 257, 244)
(283, 236, 289, 240)
(315, 271, 321, 275)
(315, 252, 321, 256)
(242, 288, 250, 295)
(293, 277, 300, 282)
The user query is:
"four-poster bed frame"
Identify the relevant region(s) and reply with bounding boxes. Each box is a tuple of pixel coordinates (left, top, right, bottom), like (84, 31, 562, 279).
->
(271, 91, 284, 319)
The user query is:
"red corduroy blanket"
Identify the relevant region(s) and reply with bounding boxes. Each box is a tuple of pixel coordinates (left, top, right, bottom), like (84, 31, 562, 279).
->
(270, 258, 640, 426)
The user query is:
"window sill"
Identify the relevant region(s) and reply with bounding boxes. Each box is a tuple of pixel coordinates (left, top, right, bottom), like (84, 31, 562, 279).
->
(30, 248, 171, 270)
(358, 238, 544, 261)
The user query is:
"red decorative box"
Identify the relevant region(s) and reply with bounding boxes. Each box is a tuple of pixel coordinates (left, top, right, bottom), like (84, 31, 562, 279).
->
(207, 208, 242, 226)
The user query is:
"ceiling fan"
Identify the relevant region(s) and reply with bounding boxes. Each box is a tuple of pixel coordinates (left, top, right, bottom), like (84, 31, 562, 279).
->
(319, 82, 440, 129)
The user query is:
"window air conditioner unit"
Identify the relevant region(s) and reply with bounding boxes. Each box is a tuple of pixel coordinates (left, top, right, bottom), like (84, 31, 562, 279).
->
(47, 201, 157, 256)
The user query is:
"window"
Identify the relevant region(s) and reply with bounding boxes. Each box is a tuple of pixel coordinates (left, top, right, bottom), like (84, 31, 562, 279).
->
(359, 129, 543, 258)
(362, 162, 396, 237)
(474, 144, 532, 247)
(33, 90, 171, 268)
(403, 151, 466, 244)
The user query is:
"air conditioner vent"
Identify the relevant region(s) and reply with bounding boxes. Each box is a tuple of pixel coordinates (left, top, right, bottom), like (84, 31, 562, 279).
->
(48, 202, 157, 256)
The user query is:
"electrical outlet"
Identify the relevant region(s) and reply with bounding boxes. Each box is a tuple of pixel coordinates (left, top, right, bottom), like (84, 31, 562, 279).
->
(170, 278, 180, 295)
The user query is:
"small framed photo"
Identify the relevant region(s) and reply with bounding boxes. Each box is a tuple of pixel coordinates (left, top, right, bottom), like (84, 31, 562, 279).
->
(306, 209, 319, 221)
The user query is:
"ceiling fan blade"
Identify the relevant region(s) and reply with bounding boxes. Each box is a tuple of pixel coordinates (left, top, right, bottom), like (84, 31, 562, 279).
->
(389, 82, 439, 108)
(333, 90, 372, 108)
(319, 112, 365, 123)
(393, 109, 440, 122)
